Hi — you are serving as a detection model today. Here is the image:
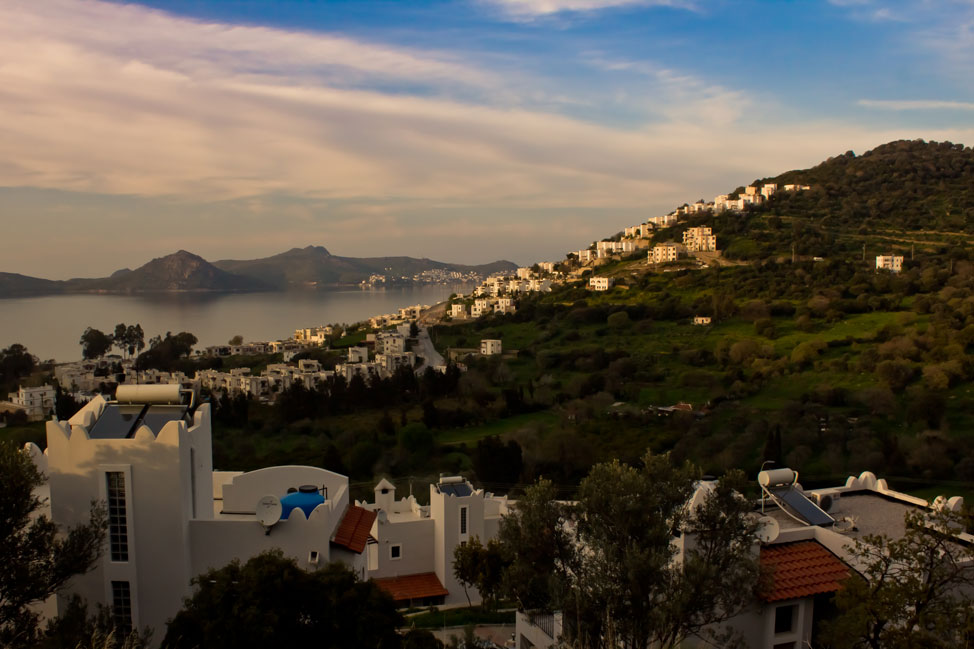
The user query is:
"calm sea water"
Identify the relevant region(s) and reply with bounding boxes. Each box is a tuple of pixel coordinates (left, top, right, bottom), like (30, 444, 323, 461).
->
(0, 286, 468, 363)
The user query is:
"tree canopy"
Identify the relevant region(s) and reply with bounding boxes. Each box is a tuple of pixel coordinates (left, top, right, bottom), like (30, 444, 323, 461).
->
(0, 441, 106, 648)
(163, 551, 402, 649)
(497, 453, 760, 649)
(819, 507, 974, 649)
(79, 327, 113, 360)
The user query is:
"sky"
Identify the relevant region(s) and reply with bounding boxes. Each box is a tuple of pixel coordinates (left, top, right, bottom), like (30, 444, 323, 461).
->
(2, 0, 974, 278)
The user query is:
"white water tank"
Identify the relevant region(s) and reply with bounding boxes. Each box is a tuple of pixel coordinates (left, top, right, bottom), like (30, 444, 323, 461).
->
(758, 468, 796, 488)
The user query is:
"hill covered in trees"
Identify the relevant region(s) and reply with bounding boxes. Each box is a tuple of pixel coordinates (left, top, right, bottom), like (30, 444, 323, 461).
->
(762, 139, 974, 232)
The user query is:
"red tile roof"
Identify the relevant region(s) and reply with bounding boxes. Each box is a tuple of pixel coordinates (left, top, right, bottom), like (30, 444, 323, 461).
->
(760, 541, 852, 602)
(373, 572, 449, 602)
(331, 505, 377, 554)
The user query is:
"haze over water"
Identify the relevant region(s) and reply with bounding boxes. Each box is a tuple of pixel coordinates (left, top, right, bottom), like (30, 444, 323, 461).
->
(0, 286, 468, 364)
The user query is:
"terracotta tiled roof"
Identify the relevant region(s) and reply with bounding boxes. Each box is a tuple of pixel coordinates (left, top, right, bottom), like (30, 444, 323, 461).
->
(373, 572, 449, 602)
(331, 505, 377, 554)
(760, 541, 852, 602)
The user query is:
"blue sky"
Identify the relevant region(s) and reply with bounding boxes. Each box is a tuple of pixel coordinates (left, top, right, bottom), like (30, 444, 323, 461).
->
(2, 0, 973, 277)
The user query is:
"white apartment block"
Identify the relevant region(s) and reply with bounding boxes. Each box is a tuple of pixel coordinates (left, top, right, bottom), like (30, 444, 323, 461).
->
(375, 332, 406, 355)
(650, 243, 680, 264)
(516, 267, 534, 280)
(683, 226, 718, 252)
(28, 387, 508, 642)
(294, 326, 333, 345)
(647, 213, 679, 228)
(450, 303, 467, 319)
(876, 255, 904, 273)
(480, 339, 503, 356)
(495, 297, 515, 315)
(527, 279, 551, 292)
(589, 276, 613, 291)
(761, 183, 778, 198)
(577, 249, 596, 264)
(538, 262, 556, 274)
(783, 184, 811, 191)
(348, 346, 369, 364)
(7, 385, 56, 421)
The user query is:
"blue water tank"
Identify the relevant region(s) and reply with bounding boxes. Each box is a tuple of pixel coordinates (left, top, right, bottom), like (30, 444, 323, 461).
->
(280, 485, 324, 519)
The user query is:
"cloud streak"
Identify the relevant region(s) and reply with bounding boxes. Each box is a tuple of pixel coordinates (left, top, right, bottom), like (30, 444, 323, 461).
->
(859, 99, 974, 110)
(3, 0, 974, 277)
(481, 0, 695, 20)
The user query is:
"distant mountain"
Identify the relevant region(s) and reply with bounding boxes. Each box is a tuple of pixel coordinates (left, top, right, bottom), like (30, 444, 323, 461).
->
(213, 245, 517, 289)
(78, 250, 265, 292)
(0, 272, 63, 297)
(760, 140, 974, 231)
(0, 247, 516, 296)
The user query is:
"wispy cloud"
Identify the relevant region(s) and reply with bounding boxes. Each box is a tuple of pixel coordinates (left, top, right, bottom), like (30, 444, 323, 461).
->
(479, 0, 695, 21)
(3, 0, 974, 277)
(859, 99, 974, 110)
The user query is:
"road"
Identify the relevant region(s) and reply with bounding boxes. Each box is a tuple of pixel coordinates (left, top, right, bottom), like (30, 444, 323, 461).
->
(414, 326, 445, 370)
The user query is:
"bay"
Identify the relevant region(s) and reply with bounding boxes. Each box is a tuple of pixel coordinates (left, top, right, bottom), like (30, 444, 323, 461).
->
(0, 286, 468, 363)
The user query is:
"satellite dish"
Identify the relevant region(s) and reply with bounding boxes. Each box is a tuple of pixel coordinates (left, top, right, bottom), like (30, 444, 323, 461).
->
(256, 495, 283, 529)
(755, 516, 780, 544)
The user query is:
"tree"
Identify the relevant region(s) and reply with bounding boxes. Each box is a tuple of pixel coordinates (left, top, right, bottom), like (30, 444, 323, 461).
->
(496, 478, 574, 613)
(163, 551, 402, 649)
(453, 537, 506, 610)
(228, 335, 244, 346)
(79, 327, 113, 360)
(498, 453, 760, 649)
(819, 508, 974, 649)
(0, 441, 107, 648)
(0, 343, 36, 389)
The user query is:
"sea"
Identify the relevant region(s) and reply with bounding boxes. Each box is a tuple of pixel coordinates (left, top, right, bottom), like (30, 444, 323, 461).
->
(0, 285, 470, 364)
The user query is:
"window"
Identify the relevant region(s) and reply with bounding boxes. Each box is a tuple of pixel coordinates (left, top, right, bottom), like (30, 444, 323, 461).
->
(459, 506, 467, 536)
(106, 472, 128, 562)
(111, 581, 133, 635)
(774, 604, 797, 635)
(391, 544, 402, 560)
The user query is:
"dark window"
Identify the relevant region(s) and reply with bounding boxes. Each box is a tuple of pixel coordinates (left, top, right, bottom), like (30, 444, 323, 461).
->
(106, 472, 128, 562)
(111, 580, 132, 635)
(391, 545, 401, 559)
(460, 506, 467, 535)
(775, 604, 796, 634)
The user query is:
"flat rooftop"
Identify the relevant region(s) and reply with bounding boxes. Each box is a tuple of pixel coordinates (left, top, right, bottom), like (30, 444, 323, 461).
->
(763, 491, 920, 540)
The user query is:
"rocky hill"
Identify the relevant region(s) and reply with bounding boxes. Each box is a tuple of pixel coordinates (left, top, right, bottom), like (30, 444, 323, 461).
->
(213, 245, 516, 289)
(0, 247, 517, 296)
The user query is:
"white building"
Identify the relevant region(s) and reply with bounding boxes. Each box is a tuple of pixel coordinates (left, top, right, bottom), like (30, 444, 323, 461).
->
(589, 276, 613, 291)
(480, 339, 503, 356)
(538, 262, 556, 274)
(361, 477, 509, 608)
(646, 213, 679, 228)
(650, 243, 680, 264)
(450, 303, 467, 319)
(576, 249, 596, 264)
(515, 469, 971, 649)
(7, 385, 56, 421)
(875, 255, 904, 273)
(693, 316, 712, 326)
(683, 226, 718, 252)
(28, 386, 511, 643)
(348, 346, 369, 364)
(761, 183, 778, 198)
(495, 297, 516, 315)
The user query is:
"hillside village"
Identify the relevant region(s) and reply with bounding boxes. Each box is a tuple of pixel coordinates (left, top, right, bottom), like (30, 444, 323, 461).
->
(4, 140, 974, 649)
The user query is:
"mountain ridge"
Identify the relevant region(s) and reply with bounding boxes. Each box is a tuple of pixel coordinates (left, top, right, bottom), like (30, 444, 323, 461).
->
(0, 247, 517, 296)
